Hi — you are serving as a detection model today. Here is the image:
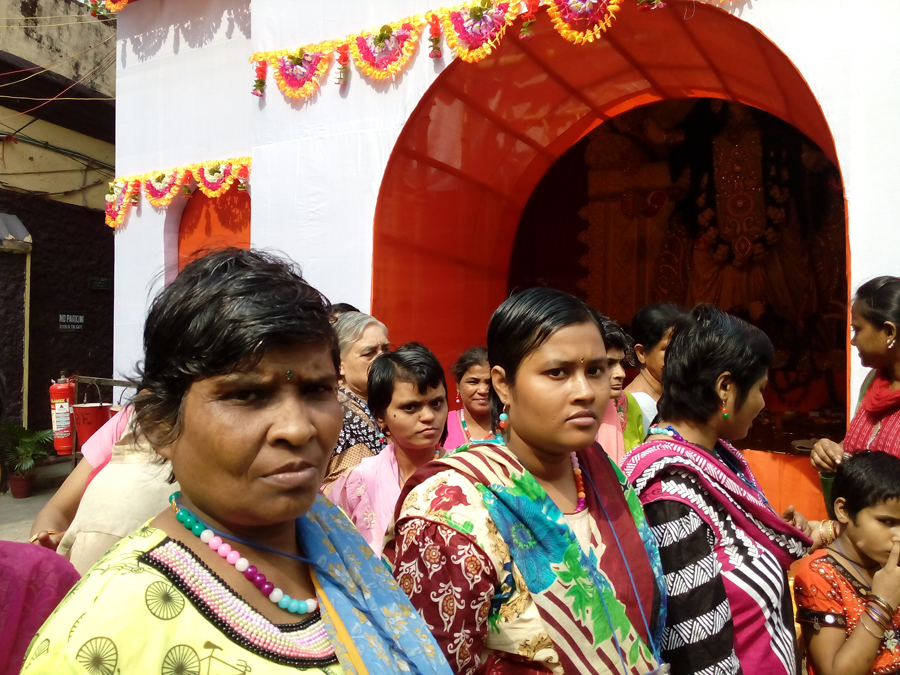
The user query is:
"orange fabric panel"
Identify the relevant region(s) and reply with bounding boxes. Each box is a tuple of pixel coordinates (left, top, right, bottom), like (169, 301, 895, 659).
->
(372, 2, 840, 379)
(177, 189, 251, 272)
(743, 449, 827, 523)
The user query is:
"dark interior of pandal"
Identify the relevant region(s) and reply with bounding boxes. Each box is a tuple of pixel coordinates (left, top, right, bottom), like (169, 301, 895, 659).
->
(509, 98, 847, 453)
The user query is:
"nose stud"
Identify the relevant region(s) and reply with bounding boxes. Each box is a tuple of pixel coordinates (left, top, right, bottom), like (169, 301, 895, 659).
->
(285, 370, 293, 380)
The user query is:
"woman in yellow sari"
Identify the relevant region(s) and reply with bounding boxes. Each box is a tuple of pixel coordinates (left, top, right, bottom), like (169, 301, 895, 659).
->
(21, 249, 450, 675)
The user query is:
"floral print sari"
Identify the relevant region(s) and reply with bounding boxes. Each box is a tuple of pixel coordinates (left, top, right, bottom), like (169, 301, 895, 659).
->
(384, 442, 666, 675)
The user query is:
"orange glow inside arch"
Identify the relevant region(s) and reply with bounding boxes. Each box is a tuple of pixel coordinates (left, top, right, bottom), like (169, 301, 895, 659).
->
(372, 1, 839, 376)
(177, 188, 252, 271)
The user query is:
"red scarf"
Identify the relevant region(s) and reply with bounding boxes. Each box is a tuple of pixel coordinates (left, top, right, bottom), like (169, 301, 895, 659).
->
(860, 374, 900, 416)
(844, 374, 900, 454)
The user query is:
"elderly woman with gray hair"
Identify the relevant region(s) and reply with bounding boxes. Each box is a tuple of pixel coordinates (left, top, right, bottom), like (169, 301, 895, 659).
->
(321, 311, 390, 489)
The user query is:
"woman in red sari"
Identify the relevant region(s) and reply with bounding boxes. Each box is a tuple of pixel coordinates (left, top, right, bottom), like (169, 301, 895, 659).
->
(812, 277, 900, 471)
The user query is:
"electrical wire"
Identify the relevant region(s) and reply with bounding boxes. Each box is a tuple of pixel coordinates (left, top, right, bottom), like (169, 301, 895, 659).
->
(0, 178, 107, 196)
(0, 95, 114, 101)
(0, 19, 107, 28)
(0, 34, 115, 86)
(0, 11, 103, 20)
(0, 130, 116, 173)
(0, 168, 114, 176)
(0, 49, 115, 123)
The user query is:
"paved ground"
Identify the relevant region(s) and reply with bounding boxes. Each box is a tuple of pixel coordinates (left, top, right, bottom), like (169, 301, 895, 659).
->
(0, 462, 71, 543)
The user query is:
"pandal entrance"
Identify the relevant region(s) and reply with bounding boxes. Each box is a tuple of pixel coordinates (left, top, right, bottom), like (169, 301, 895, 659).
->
(509, 99, 847, 518)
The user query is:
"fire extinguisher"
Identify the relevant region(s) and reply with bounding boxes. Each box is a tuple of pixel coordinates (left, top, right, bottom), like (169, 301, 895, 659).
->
(49, 373, 75, 454)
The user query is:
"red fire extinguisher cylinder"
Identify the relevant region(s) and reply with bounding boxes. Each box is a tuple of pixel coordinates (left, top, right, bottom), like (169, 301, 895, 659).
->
(49, 374, 75, 454)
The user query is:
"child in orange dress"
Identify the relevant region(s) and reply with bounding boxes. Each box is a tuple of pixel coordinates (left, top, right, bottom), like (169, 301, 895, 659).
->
(794, 450, 900, 675)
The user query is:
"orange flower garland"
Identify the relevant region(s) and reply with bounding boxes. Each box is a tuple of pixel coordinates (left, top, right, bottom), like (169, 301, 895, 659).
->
(194, 158, 250, 198)
(348, 17, 425, 81)
(440, 1, 517, 64)
(144, 168, 192, 208)
(105, 157, 252, 229)
(104, 0, 131, 10)
(105, 179, 141, 229)
(546, 0, 622, 44)
(251, 42, 335, 101)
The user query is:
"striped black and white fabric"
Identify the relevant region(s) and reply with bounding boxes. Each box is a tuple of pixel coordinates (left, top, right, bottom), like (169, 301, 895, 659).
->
(624, 439, 810, 675)
(643, 471, 798, 675)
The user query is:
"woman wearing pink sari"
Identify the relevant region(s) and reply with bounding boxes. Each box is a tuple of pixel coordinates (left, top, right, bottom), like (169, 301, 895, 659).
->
(622, 306, 814, 675)
(444, 347, 495, 451)
(328, 343, 449, 556)
(595, 316, 637, 466)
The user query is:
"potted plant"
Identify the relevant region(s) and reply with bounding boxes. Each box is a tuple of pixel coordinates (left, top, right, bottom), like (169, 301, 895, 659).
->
(1, 423, 52, 499)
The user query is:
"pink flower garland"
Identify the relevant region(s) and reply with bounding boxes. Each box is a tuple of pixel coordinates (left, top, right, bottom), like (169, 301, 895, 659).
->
(356, 24, 412, 71)
(450, 2, 511, 49)
(548, 0, 622, 44)
(195, 163, 237, 198)
(272, 50, 330, 99)
(350, 21, 422, 80)
(442, 2, 516, 63)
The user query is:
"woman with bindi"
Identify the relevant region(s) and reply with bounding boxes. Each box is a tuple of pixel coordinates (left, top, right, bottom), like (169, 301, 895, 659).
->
(20, 249, 450, 675)
(443, 347, 497, 450)
(385, 287, 667, 674)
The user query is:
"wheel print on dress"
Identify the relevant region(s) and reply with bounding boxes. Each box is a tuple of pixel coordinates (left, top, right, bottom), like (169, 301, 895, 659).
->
(161, 644, 201, 675)
(146, 580, 186, 620)
(75, 636, 118, 675)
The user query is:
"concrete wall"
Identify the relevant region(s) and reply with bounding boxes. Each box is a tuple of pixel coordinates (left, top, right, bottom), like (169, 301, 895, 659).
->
(0, 105, 115, 211)
(0, 189, 115, 431)
(0, 252, 26, 424)
(0, 0, 116, 97)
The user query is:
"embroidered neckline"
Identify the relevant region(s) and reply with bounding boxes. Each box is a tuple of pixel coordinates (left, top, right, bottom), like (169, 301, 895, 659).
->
(139, 538, 338, 668)
(820, 552, 873, 596)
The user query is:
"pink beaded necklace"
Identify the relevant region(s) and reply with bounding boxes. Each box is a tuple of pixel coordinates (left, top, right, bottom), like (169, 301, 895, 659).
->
(169, 492, 318, 617)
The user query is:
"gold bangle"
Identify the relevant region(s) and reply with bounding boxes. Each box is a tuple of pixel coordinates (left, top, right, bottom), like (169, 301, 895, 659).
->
(861, 613, 886, 639)
(820, 519, 836, 546)
(28, 530, 60, 543)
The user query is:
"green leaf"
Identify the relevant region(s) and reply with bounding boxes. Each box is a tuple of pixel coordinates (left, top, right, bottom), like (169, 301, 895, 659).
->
(1, 423, 52, 475)
(629, 638, 640, 664)
(508, 471, 546, 501)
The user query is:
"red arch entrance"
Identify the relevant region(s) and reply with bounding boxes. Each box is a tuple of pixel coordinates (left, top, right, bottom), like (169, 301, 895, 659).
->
(372, 1, 839, 371)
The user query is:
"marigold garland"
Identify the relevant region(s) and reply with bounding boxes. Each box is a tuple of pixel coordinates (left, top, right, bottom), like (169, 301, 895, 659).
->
(251, 42, 335, 101)
(144, 168, 192, 208)
(349, 17, 424, 81)
(441, 1, 517, 64)
(104, 179, 141, 229)
(105, 157, 252, 229)
(547, 0, 621, 44)
(104, 0, 131, 10)
(195, 161, 240, 198)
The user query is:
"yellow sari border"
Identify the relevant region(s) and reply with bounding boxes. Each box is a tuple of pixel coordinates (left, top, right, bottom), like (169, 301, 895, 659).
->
(312, 571, 369, 675)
